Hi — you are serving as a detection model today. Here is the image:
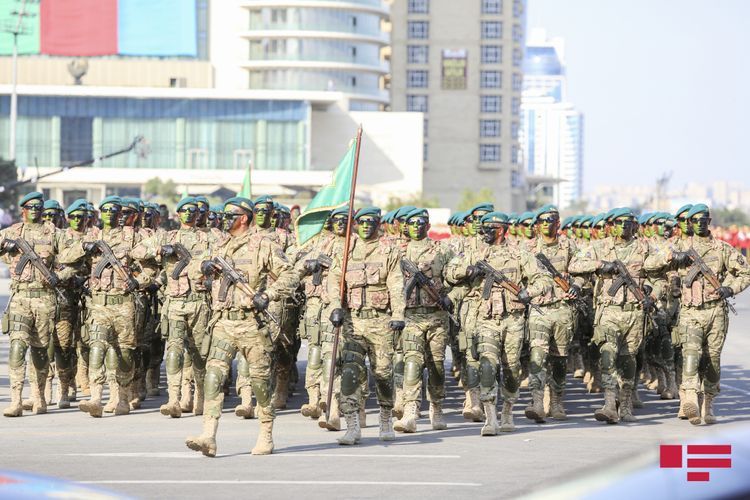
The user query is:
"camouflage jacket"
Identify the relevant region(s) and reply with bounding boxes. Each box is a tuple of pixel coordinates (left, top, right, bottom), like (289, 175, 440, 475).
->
(402, 237, 451, 309)
(520, 236, 583, 306)
(0, 221, 64, 291)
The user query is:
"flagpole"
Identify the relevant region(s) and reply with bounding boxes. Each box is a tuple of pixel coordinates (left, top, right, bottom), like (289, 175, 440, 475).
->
(325, 125, 363, 418)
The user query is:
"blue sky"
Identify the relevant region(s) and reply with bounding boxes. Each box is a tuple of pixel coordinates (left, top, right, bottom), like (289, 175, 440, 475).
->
(527, 0, 750, 193)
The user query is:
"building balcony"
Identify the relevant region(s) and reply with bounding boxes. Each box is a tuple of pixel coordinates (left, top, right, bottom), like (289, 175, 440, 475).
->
(240, 0, 390, 18)
(242, 58, 389, 75)
(239, 29, 389, 46)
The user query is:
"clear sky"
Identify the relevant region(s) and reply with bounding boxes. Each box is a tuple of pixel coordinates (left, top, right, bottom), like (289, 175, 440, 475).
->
(527, 0, 750, 193)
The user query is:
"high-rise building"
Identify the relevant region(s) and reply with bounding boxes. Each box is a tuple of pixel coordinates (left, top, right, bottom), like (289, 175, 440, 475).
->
(521, 29, 583, 209)
(389, 0, 528, 211)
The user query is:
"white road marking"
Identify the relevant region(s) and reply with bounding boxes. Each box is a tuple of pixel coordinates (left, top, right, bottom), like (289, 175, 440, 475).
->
(81, 480, 481, 487)
(65, 452, 460, 459)
(722, 383, 750, 396)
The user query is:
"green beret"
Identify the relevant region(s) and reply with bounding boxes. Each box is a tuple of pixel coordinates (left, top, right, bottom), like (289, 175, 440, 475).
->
(176, 197, 197, 212)
(580, 215, 593, 227)
(675, 204, 693, 218)
(686, 203, 710, 219)
(405, 208, 429, 221)
(276, 204, 291, 215)
(194, 196, 209, 206)
(86, 202, 95, 212)
(651, 212, 669, 224)
(604, 208, 620, 222)
(99, 196, 122, 209)
(452, 211, 466, 223)
(612, 207, 636, 220)
(664, 216, 677, 227)
(254, 195, 273, 206)
(66, 198, 89, 215)
(535, 204, 559, 218)
(518, 211, 535, 224)
(637, 213, 652, 225)
(120, 197, 140, 211)
(480, 211, 509, 224)
(469, 202, 494, 215)
(382, 210, 396, 224)
(331, 205, 350, 217)
(224, 196, 254, 214)
(355, 206, 381, 220)
(43, 200, 62, 211)
(394, 205, 417, 220)
(19, 191, 43, 207)
(590, 213, 605, 227)
(209, 204, 223, 213)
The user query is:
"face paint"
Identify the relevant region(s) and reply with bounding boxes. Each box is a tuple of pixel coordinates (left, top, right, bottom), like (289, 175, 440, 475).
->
(356, 216, 379, 240)
(100, 204, 120, 228)
(508, 225, 517, 237)
(195, 203, 208, 227)
(223, 211, 243, 232)
(332, 215, 348, 236)
(270, 212, 281, 229)
(407, 216, 429, 240)
(656, 223, 665, 237)
(119, 208, 137, 227)
(68, 211, 86, 231)
(537, 214, 560, 238)
(254, 203, 273, 229)
(677, 216, 693, 237)
(469, 211, 489, 236)
(461, 223, 469, 237)
(691, 215, 710, 236)
(178, 205, 198, 225)
(23, 201, 43, 223)
(582, 227, 591, 240)
(613, 218, 636, 239)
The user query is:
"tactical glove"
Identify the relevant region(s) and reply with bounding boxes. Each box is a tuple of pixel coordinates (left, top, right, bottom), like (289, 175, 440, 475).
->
(466, 265, 483, 282)
(304, 259, 321, 275)
(252, 292, 270, 312)
(567, 284, 581, 300)
(200, 260, 217, 276)
(671, 251, 692, 266)
(598, 261, 617, 275)
(439, 295, 455, 313)
(160, 244, 174, 257)
(516, 288, 532, 305)
(388, 320, 406, 332)
(329, 308, 345, 327)
(125, 279, 139, 293)
(83, 241, 100, 255)
(717, 286, 734, 300)
(0, 239, 17, 255)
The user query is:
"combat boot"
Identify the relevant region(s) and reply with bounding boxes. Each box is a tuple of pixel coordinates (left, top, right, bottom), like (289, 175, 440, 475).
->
(319, 397, 341, 431)
(394, 401, 418, 433)
(160, 382, 182, 418)
(185, 416, 218, 457)
(44, 375, 53, 406)
(359, 406, 367, 428)
(378, 407, 396, 441)
(548, 391, 567, 420)
(588, 368, 603, 393)
(251, 408, 274, 455)
(193, 382, 204, 416)
(31, 375, 48, 415)
(677, 388, 687, 419)
(543, 385, 551, 415)
(524, 389, 546, 423)
(3, 386, 23, 417)
(301, 387, 321, 418)
(129, 385, 142, 411)
(632, 386, 643, 409)
(655, 366, 667, 395)
(572, 353, 585, 379)
(618, 388, 637, 422)
(702, 393, 716, 425)
(661, 369, 677, 400)
(271, 372, 289, 410)
(234, 386, 255, 419)
(393, 388, 405, 419)
(146, 367, 160, 397)
(430, 402, 447, 430)
(337, 412, 361, 445)
(57, 381, 71, 409)
(481, 402, 499, 436)
(594, 389, 619, 424)
(499, 400, 515, 432)
(22, 399, 33, 411)
(103, 380, 119, 413)
(80, 384, 104, 418)
(683, 389, 701, 425)
(114, 384, 131, 415)
(462, 388, 483, 422)
(179, 377, 193, 413)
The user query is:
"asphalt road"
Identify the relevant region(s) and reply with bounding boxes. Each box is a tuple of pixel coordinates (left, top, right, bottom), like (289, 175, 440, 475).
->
(0, 280, 748, 499)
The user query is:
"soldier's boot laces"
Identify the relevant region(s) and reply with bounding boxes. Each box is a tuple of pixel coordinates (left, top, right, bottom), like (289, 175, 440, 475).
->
(81, 384, 104, 418)
(32, 376, 48, 415)
(393, 388, 405, 419)
(301, 386, 321, 418)
(160, 384, 183, 418)
(683, 389, 702, 425)
(573, 353, 585, 379)
(632, 385, 644, 409)
(114, 384, 131, 415)
(3, 385, 23, 417)
(661, 369, 677, 400)
(499, 400, 515, 432)
(104, 380, 119, 413)
(702, 393, 716, 425)
(234, 386, 255, 419)
(185, 416, 218, 457)
(524, 389, 546, 423)
(251, 408, 275, 455)
(319, 397, 341, 431)
(430, 402, 448, 430)
(146, 368, 161, 396)
(618, 388, 637, 422)
(677, 388, 687, 419)
(179, 378, 194, 413)
(548, 391, 568, 420)
(481, 401, 499, 436)
(394, 401, 418, 433)
(337, 412, 361, 445)
(462, 388, 483, 422)
(378, 407, 396, 441)
(271, 372, 289, 410)
(594, 389, 619, 424)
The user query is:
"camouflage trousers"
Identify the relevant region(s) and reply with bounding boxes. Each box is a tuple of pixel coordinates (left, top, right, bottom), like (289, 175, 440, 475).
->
(677, 302, 728, 396)
(203, 311, 274, 423)
(645, 308, 675, 373)
(339, 309, 394, 414)
(41, 294, 78, 393)
(87, 294, 137, 389)
(593, 304, 645, 391)
(301, 297, 326, 392)
(458, 299, 482, 390)
(401, 308, 449, 404)
(528, 302, 575, 393)
(163, 295, 210, 401)
(474, 311, 525, 403)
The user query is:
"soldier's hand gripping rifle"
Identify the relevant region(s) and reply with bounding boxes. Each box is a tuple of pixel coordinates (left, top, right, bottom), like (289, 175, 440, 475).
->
(170, 243, 192, 280)
(312, 254, 333, 287)
(684, 248, 738, 315)
(211, 256, 280, 326)
(607, 259, 654, 311)
(475, 259, 544, 315)
(91, 240, 140, 292)
(11, 238, 67, 302)
(534, 253, 587, 317)
(401, 258, 459, 326)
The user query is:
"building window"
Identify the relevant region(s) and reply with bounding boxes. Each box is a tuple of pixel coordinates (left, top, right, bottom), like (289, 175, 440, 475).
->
(480, 120, 501, 137)
(481, 21, 502, 39)
(408, 0, 429, 13)
(512, 145, 521, 164)
(423, 143, 429, 161)
(480, 71, 502, 88)
(511, 121, 519, 139)
(512, 73, 523, 91)
(408, 21, 429, 39)
(482, 0, 502, 14)
(481, 95, 502, 113)
(511, 169, 523, 188)
(513, 0, 523, 18)
(513, 24, 523, 42)
(407, 95, 429, 112)
(481, 45, 502, 64)
(511, 96, 520, 114)
(480, 144, 501, 162)
(408, 45, 429, 64)
(423, 118, 428, 138)
(512, 48, 522, 67)
(407, 70, 429, 88)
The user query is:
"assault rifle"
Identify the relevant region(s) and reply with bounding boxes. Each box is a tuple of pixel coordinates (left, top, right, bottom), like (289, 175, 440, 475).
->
(401, 258, 459, 326)
(684, 248, 737, 315)
(211, 256, 280, 326)
(312, 254, 333, 286)
(475, 260, 544, 315)
(534, 253, 588, 316)
(92, 240, 140, 292)
(12, 238, 66, 302)
(170, 243, 192, 280)
(607, 260, 652, 310)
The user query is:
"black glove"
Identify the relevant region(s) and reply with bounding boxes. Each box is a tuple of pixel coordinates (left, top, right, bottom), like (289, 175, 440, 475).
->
(671, 251, 692, 266)
(200, 260, 217, 276)
(252, 292, 270, 312)
(304, 259, 321, 275)
(439, 295, 454, 313)
(146, 283, 160, 294)
(125, 279, 139, 293)
(567, 284, 581, 300)
(642, 295, 655, 311)
(47, 273, 59, 288)
(516, 288, 532, 305)
(83, 241, 99, 255)
(329, 308, 345, 327)
(160, 244, 174, 258)
(466, 265, 483, 282)
(0, 239, 17, 255)
(598, 261, 617, 275)
(670, 276, 682, 298)
(389, 320, 406, 332)
(717, 286, 734, 300)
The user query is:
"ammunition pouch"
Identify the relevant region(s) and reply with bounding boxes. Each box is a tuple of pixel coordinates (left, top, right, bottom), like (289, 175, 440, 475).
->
(207, 337, 235, 365)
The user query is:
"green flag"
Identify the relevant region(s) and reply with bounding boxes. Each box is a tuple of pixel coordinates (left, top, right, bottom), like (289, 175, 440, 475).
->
(295, 134, 359, 247)
(239, 166, 252, 197)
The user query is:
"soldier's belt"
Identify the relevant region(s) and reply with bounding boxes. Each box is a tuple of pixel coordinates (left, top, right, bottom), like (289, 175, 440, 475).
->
(353, 308, 381, 319)
(535, 300, 567, 310)
(406, 306, 440, 314)
(220, 309, 254, 321)
(602, 302, 642, 312)
(683, 300, 723, 311)
(171, 291, 208, 302)
(90, 294, 131, 306)
(13, 288, 53, 298)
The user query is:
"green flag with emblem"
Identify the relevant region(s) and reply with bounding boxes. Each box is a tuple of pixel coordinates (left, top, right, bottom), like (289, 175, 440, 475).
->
(239, 164, 252, 197)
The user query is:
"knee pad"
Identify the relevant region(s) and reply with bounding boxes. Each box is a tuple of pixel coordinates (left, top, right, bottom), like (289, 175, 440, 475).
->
(393, 357, 405, 377)
(465, 364, 480, 388)
(29, 346, 49, 371)
(204, 366, 224, 400)
(683, 350, 701, 377)
(619, 354, 636, 381)
(599, 348, 616, 371)
(308, 345, 322, 370)
(529, 347, 546, 374)
(165, 348, 183, 376)
(403, 358, 422, 386)
(340, 363, 361, 396)
(105, 347, 119, 371)
(251, 378, 271, 407)
(321, 357, 332, 384)
(479, 357, 496, 388)
(119, 349, 134, 373)
(89, 343, 106, 370)
(237, 354, 250, 377)
(9, 339, 28, 369)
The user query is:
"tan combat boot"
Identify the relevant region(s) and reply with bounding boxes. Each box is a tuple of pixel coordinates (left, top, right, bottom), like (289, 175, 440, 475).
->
(632, 385, 643, 409)
(160, 382, 183, 418)
(193, 381, 205, 416)
(185, 416, 218, 457)
(393, 388, 405, 419)
(146, 367, 161, 396)
(319, 397, 341, 431)
(702, 393, 716, 425)
(462, 388, 483, 422)
(359, 406, 367, 428)
(234, 386, 255, 419)
(588, 368, 603, 394)
(572, 353, 585, 379)
(683, 389, 701, 425)
(661, 369, 677, 400)
(618, 388, 637, 422)
(499, 400, 515, 432)
(594, 389, 619, 424)
(3, 385, 23, 417)
(430, 402, 447, 430)
(301, 386, 321, 418)
(114, 384, 131, 415)
(271, 372, 289, 410)
(394, 401, 418, 433)
(548, 391, 567, 420)
(179, 377, 194, 413)
(379, 407, 396, 441)
(481, 401, 499, 436)
(31, 373, 48, 415)
(337, 412, 361, 445)
(251, 409, 274, 455)
(524, 389, 546, 423)
(58, 374, 72, 409)
(80, 384, 104, 418)
(677, 388, 687, 419)
(543, 385, 551, 416)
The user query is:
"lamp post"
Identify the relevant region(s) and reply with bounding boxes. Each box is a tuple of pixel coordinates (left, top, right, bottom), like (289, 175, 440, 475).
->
(6, 0, 33, 161)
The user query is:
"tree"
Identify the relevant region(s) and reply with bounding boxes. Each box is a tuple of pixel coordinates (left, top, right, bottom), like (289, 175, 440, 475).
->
(384, 193, 440, 211)
(143, 177, 179, 203)
(711, 207, 750, 227)
(457, 188, 495, 211)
